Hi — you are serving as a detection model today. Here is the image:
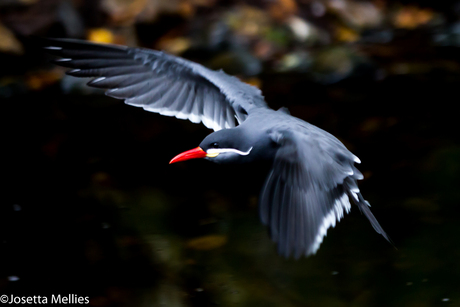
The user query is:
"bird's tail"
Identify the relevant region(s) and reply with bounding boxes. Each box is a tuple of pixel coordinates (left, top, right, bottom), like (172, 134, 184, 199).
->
(345, 179, 394, 246)
(356, 194, 394, 246)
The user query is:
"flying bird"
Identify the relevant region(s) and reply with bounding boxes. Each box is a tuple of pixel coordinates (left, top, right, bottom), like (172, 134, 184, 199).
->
(40, 38, 391, 259)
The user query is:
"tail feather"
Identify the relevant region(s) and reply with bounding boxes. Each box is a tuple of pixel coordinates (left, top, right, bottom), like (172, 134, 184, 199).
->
(344, 178, 394, 247)
(356, 194, 394, 246)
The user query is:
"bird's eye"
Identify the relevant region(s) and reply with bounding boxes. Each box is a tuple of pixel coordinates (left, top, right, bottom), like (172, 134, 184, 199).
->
(210, 142, 219, 148)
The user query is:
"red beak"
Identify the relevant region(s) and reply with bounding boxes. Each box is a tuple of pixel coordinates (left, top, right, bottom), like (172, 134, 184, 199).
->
(169, 147, 207, 164)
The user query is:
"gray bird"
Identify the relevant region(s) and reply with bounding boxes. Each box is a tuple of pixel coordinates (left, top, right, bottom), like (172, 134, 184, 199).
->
(40, 38, 391, 259)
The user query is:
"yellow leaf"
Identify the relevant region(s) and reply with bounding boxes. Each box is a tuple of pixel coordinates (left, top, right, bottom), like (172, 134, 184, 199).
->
(87, 28, 115, 44)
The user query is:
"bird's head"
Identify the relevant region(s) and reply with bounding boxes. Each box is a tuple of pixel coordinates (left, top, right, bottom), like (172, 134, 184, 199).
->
(169, 129, 255, 165)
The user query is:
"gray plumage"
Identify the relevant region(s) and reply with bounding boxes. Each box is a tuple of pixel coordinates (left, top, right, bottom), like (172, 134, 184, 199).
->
(40, 38, 391, 258)
(43, 38, 265, 130)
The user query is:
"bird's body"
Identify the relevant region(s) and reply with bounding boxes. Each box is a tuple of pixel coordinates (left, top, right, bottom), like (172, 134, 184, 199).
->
(40, 38, 391, 258)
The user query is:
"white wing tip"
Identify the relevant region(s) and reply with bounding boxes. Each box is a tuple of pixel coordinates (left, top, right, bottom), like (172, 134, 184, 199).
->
(188, 113, 201, 124)
(159, 109, 177, 117)
(202, 115, 223, 131)
(174, 112, 189, 120)
(91, 77, 106, 83)
(44, 46, 62, 50)
(351, 191, 359, 201)
(308, 194, 351, 255)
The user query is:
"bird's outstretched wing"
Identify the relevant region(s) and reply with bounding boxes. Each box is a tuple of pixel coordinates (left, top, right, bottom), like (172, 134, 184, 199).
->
(38, 38, 267, 131)
(260, 128, 390, 258)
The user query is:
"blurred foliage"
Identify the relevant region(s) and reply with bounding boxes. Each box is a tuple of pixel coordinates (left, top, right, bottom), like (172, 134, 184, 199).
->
(2, 0, 460, 307)
(2, 0, 460, 87)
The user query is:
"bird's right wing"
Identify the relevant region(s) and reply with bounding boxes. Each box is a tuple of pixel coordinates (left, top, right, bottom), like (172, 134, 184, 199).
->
(259, 129, 390, 258)
(39, 38, 268, 131)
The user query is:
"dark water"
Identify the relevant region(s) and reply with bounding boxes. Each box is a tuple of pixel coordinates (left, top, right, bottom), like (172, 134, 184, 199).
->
(2, 67, 460, 306)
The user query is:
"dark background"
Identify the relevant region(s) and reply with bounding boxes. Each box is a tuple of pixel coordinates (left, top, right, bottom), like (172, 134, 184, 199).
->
(1, 0, 460, 306)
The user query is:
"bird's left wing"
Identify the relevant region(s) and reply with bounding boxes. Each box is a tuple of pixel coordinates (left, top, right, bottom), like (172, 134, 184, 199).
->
(39, 38, 267, 131)
(260, 128, 390, 258)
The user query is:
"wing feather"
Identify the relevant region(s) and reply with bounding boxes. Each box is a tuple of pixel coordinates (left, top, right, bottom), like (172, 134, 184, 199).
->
(260, 129, 390, 258)
(225, 106, 235, 128)
(68, 65, 149, 77)
(149, 81, 183, 112)
(53, 58, 137, 69)
(189, 87, 204, 124)
(39, 37, 267, 131)
(87, 72, 152, 88)
(165, 83, 189, 116)
(177, 84, 196, 120)
(109, 79, 156, 99)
